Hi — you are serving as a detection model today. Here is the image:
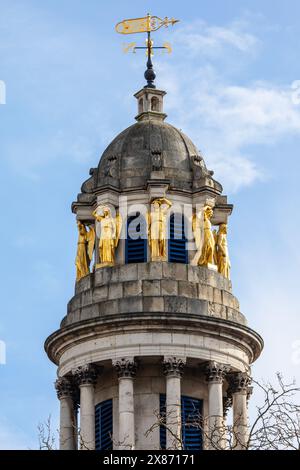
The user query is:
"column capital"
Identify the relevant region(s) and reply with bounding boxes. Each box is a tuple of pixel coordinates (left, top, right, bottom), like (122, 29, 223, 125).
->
(72, 363, 101, 386)
(113, 357, 138, 379)
(223, 395, 233, 417)
(163, 356, 186, 378)
(205, 361, 230, 384)
(247, 385, 253, 402)
(228, 372, 252, 394)
(55, 376, 74, 400)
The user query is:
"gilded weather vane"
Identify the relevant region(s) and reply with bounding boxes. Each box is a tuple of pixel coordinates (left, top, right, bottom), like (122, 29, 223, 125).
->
(115, 13, 179, 88)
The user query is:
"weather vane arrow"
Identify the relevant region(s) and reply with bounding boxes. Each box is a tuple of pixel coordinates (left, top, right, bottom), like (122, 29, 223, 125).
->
(115, 13, 179, 89)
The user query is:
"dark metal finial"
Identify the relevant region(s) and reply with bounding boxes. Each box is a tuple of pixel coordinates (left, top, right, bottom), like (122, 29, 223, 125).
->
(144, 32, 156, 88)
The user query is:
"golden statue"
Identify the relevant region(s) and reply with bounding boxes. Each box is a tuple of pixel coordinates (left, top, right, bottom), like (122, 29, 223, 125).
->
(197, 205, 216, 267)
(148, 197, 172, 261)
(93, 206, 122, 267)
(215, 224, 231, 279)
(75, 222, 95, 281)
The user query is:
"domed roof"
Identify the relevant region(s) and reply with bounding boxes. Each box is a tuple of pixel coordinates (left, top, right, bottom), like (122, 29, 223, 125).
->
(98, 120, 203, 189)
(75, 86, 223, 204)
(79, 119, 221, 198)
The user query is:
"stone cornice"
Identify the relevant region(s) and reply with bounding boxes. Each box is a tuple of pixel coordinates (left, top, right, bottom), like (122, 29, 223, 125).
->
(45, 314, 264, 367)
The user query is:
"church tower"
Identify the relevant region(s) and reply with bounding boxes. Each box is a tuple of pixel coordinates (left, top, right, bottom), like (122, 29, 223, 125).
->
(45, 24, 263, 450)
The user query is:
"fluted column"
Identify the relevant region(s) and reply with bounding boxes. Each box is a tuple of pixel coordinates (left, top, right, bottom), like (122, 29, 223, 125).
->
(55, 376, 77, 450)
(229, 372, 252, 450)
(163, 356, 186, 450)
(205, 361, 229, 449)
(113, 357, 137, 450)
(73, 364, 100, 450)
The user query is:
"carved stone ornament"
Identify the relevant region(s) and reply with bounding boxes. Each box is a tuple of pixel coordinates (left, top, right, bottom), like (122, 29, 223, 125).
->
(223, 395, 233, 417)
(103, 154, 118, 178)
(163, 357, 186, 378)
(55, 376, 74, 400)
(72, 364, 100, 386)
(228, 372, 252, 394)
(151, 150, 163, 171)
(205, 361, 230, 384)
(112, 357, 138, 379)
(192, 153, 207, 179)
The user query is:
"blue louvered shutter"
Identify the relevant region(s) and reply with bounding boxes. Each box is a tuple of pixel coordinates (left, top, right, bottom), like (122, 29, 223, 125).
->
(159, 394, 202, 450)
(181, 395, 203, 450)
(168, 214, 188, 263)
(95, 399, 113, 450)
(126, 213, 147, 263)
(159, 394, 167, 449)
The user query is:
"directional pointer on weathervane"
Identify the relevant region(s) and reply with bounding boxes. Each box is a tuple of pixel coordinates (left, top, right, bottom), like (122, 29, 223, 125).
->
(115, 13, 179, 88)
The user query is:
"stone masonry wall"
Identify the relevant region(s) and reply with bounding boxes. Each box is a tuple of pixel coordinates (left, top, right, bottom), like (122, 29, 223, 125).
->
(62, 262, 245, 327)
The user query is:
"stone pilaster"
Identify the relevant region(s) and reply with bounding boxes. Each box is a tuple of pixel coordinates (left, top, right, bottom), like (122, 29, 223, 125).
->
(228, 372, 252, 450)
(163, 356, 186, 450)
(205, 361, 229, 449)
(55, 376, 77, 450)
(113, 357, 137, 450)
(73, 364, 101, 450)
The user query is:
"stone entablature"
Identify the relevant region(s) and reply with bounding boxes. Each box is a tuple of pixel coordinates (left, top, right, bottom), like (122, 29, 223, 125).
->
(63, 262, 243, 328)
(45, 313, 263, 377)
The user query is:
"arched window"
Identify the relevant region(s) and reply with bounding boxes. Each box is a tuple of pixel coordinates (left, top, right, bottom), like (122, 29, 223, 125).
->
(126, 212, 147, 263)
(138, 98, 143, 114)
(168, 213, 188, 263)
(95, 399, 113, 450)
(151, 96, 159, 112)
(160, 394, 203, 450)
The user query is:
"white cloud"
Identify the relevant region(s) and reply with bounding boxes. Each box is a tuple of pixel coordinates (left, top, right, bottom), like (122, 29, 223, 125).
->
(173, 19, 259, 57)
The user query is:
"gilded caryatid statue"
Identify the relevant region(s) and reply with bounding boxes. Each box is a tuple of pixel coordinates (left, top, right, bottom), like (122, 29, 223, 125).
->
(193, 205, 216, 268)
(148, 197, 172, 261)
(75, 222, 95, 281)
(199, 205, 215, 266)
(215, 223, 231, 279)
(92, 206, 122, 267)
(191, 207, 204, 266)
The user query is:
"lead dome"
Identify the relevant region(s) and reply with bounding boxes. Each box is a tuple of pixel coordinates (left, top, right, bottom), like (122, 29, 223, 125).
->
(76, 88, 222, 204)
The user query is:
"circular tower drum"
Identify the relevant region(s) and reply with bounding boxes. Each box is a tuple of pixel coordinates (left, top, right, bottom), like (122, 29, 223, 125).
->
(45, 86, 263, 451)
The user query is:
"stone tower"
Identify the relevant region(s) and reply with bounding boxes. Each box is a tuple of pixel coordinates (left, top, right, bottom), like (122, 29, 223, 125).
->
(45, 81, 263, 451)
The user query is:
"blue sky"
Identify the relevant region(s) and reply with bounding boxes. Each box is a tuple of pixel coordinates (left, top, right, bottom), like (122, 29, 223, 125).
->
(1, 0, 300, 448)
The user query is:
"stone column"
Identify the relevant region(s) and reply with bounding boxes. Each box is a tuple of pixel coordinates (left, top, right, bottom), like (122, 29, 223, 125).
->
(205, 361, 229, 450)
(73, 364, 99, 450)
(113, 357, 137, 450)
(163, 356, 186, 450)
(229, 372, 252, 450)
(55, 376, 77, 450)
